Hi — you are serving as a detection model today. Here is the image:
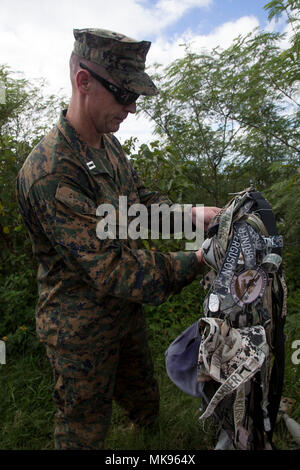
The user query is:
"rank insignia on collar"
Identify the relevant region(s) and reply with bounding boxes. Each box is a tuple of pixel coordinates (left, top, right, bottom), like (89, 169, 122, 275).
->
(87, 161, 96, 170)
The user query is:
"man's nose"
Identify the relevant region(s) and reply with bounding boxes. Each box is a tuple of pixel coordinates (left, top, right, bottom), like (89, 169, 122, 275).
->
(124, 101, 137, 114)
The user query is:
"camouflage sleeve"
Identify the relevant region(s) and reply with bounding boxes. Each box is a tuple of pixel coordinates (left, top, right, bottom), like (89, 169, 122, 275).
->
(28, 175, 201, 306)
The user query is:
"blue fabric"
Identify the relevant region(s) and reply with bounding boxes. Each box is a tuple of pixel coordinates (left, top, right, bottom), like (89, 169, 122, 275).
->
(165, 321, 204, 398)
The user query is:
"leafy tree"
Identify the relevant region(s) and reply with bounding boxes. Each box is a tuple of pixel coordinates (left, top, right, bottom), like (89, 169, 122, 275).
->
(0, 65, 66, 342)
(264, 0, 300, 85)
(138, 29, 299, 206)
(0, 66, 66, 254)
(124, 138, 194, 204)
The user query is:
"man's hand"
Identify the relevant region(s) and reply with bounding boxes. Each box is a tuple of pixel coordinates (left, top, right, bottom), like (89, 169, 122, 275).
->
(192, 206, 221, 233)
(192, 206, 221, 269)
(195, 248, 204, 264)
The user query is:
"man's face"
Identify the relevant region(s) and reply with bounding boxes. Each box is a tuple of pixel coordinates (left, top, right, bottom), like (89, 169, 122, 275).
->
(86, 75, 137, 135)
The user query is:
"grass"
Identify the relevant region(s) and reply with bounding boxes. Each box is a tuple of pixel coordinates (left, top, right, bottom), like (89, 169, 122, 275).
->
(0, 282, 299, 450)
(0, 353, 54, 450)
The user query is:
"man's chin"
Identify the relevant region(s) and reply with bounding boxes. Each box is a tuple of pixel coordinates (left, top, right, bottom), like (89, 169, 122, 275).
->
(108, 122, 121, 133)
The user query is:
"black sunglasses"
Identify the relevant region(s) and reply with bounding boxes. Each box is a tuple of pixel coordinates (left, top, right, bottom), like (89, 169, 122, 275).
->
(79, 62, 139, 106)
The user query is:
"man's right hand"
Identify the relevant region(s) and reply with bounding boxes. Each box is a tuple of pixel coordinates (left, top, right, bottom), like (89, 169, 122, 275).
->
(195, 248, 204, 267)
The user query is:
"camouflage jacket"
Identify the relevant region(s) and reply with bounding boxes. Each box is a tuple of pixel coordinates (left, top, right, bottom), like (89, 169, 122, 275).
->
(16, 110, 200, 350)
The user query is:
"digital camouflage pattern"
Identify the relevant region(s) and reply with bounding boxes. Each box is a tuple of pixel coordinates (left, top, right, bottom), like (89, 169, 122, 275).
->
(16, 110, 200, 350)
(73, 28, 158, 96)
(16, 110, 200, 448)
(46, 309, 159, 450)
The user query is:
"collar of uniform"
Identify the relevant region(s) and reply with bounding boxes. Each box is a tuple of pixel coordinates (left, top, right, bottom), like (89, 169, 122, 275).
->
(56, 109, 115, 180)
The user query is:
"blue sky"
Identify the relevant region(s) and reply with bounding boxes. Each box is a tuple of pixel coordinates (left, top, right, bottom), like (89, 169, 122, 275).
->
(154, 0, 271, 38)
(0, 0, 289, 144)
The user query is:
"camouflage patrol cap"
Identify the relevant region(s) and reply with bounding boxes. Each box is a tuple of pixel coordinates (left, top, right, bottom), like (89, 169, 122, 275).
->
(73, 28, 158, 96)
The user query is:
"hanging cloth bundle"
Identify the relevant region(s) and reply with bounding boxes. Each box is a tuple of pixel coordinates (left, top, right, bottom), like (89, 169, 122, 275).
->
(165, 187, 287, 450)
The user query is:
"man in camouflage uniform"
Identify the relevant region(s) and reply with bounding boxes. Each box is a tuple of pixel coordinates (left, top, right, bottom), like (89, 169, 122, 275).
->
(16, 28, 219, 450)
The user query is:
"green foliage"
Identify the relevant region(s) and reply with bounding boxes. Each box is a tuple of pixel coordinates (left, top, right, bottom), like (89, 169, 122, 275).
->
(266, 166, 300, 289)
(0, 279, 298, 450)
(126, 139, 194, 204)
(0, 65, 67, 144)
(282, 295, 300, 429)
(0, 354, 55, 450)
(145, 280, 205, 365)
(0, 0, 299, 449)
(0, 66, 66, 355)
(264, 0, 300, 82)
(0, 251, 42, 357)
(138, 29, 299, 207)
(0, 66, 66, 259)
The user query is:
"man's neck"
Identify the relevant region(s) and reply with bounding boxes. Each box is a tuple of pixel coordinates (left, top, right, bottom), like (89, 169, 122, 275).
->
(66, 103, 103, 149)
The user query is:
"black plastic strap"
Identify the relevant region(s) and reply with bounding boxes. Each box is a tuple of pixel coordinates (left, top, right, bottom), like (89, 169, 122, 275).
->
(250, 191, 281, 255)
(249, 190, 285, 440)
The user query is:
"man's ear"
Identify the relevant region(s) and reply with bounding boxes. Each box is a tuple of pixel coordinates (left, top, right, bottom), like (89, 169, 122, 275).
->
(76, 70, 90, 94)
